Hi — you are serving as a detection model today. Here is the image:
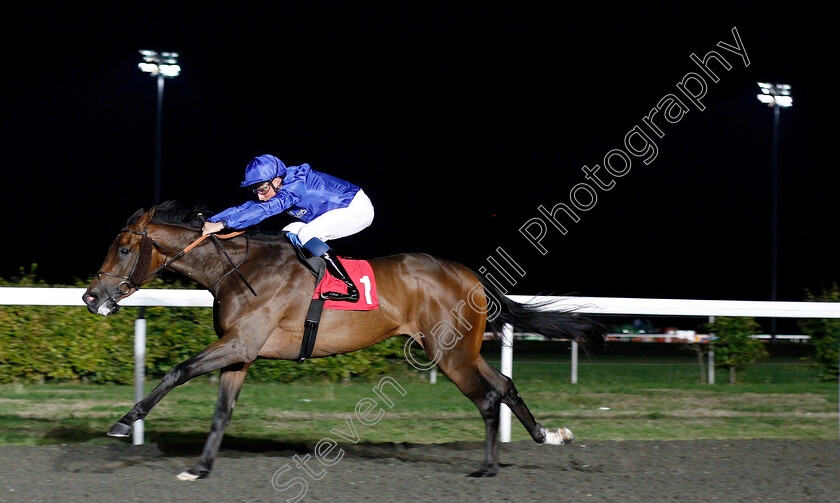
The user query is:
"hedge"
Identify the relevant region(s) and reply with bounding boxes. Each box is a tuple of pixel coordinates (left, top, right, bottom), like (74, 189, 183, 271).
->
(0, 266, 411, 384)
(798, 284, 840, 380)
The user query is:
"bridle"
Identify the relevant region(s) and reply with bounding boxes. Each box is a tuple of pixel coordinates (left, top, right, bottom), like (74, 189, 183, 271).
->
(95, 227, 158, 309)
(94, 224, 247, 310)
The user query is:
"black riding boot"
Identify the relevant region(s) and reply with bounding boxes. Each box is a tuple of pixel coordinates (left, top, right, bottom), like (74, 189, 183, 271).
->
(320, 249, 359, 302)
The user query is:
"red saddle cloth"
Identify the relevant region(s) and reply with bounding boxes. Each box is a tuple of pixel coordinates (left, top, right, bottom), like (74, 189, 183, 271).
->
(312, 258, 379, 311)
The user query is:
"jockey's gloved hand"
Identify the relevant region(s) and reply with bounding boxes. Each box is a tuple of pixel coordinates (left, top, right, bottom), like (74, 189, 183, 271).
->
(202, 221, 225, 236)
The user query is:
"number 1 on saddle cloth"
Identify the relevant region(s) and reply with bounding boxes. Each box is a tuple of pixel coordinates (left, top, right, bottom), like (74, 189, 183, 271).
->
(287, 233, 379, 311)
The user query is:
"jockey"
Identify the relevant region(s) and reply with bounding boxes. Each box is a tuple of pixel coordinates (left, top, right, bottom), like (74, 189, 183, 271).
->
(202, 154, 374, 302)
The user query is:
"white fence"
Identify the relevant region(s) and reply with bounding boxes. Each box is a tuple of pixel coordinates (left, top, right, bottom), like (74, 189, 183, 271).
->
(2, 288, 839, 444)
(0, 287, 213, 307)
(0, 287, 213, 445)
(501, 295, 840, 442)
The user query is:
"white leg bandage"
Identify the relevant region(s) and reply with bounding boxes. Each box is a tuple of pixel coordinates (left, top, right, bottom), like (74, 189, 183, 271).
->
(543, 426, 575, 445)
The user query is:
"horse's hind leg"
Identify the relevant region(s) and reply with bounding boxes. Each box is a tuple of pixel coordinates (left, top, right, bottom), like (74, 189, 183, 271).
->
(444, 355, 573, 477)
(176, 362, 252, 481)
(487, 361, 575, 446)
(448, 367, 501, 476)
(439, 355, 507, 477)
(473, 356, 575, 446)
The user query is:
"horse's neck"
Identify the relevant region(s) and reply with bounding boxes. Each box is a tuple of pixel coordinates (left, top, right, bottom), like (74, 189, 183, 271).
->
(148, 225, 223, 289)
(157, 228, 294, 290)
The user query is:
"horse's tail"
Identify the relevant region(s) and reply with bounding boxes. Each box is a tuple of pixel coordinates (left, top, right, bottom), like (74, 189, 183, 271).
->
(476, 272, 606, 354)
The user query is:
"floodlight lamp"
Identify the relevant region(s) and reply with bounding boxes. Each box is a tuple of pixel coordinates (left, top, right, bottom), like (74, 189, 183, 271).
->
(757, 94, 775, 105)
(774, 96, 793, 107)
(138, 62, 159, 75)
(138, 49, 180, 78)
(756, 82, 792, 108)
(159, 64, 181, 77)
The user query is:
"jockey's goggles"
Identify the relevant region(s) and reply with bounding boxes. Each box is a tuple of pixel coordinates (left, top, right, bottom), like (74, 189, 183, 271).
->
(251, 181, 273, 195)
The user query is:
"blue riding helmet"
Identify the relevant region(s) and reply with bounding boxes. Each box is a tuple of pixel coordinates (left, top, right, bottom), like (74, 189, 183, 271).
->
(239, 154, 287, 187)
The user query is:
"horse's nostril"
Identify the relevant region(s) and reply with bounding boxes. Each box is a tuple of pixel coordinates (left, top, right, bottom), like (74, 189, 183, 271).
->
(85, 294, 98, 304)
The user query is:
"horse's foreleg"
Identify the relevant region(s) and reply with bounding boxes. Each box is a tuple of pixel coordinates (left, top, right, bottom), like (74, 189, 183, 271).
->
(176, 362, 252, 481)
(107, 335, 258, 438)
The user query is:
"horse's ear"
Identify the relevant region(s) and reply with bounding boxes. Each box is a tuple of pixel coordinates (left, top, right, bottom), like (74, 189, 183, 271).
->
(134, 206, 156, 227)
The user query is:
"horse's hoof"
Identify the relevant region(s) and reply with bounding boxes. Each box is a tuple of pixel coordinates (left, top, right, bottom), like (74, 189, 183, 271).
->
(177, 467, 208, 481)
(543, 426, 574, 445)
(467, 464, 499, 478)
(107, 421, 133, 438)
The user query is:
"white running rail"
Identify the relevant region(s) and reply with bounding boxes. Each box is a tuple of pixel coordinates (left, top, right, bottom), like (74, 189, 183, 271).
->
(2, 288, 839, 443)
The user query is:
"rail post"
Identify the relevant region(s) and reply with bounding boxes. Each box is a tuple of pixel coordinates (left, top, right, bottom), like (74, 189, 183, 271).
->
(707, 350, 715, 385)
(133, 307, 146, 446)
(707, 316, 715, 385)
(500, 323, 513, 442)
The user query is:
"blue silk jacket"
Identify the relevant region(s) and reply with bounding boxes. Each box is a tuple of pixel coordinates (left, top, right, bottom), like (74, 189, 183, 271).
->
(208, 163, 360, 229)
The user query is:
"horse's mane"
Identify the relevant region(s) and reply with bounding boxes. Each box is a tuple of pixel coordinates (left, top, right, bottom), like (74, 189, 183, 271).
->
(154, 200, 209, 228)
(126, 200, 285, 241)
(126, 200, 209, 229)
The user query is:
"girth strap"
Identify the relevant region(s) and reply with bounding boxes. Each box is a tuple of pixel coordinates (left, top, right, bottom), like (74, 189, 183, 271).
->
(283, 232, 330, 363)
(297, 256, 327, 363)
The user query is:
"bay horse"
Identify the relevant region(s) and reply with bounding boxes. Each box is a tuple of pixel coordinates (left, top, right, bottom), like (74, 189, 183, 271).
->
(82, 201, 604, 480)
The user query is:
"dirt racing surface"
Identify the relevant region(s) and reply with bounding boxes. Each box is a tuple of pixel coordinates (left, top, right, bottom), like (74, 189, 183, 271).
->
(1, 439, 838, 502)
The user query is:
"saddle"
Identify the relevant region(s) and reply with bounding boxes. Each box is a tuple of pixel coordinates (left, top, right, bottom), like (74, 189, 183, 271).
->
(285, 232, 379, 361)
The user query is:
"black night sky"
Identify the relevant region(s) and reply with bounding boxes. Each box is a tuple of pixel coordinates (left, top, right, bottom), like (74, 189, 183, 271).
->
(2, 2, 836, 306)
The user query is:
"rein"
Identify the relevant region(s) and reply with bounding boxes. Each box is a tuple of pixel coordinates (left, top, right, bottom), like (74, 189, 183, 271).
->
(197, 214, 258, 297)
(142, 230, 247, 284)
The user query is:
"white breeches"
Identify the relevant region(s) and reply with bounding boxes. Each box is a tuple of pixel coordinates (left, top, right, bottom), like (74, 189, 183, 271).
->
(283, 190, 374, 244)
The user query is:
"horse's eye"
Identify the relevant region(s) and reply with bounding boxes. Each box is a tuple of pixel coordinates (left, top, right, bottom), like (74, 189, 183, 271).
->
(120, 248, 130, 256)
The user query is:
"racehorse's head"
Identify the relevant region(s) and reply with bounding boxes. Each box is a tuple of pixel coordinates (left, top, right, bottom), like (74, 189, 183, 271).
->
(83, 206, 161, 316)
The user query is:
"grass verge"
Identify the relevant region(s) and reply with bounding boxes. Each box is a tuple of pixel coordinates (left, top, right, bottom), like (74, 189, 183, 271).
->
(1, 352, 836, 447)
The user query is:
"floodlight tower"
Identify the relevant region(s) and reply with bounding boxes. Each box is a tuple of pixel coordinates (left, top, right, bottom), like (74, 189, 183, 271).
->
(756, 82, 792, 341)
(139, 50, 181, 204)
